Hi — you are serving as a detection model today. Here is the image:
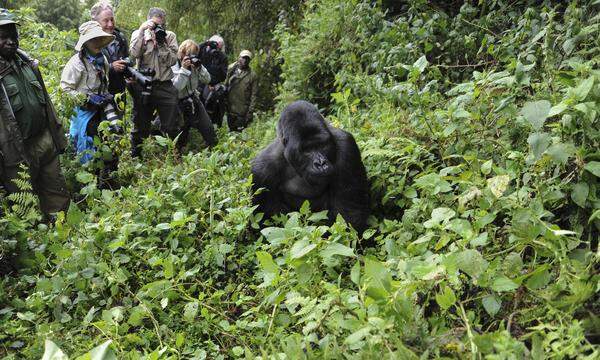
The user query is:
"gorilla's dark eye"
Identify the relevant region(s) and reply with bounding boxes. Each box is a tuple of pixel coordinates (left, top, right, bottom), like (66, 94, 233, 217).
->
(282, 137, 288, 146)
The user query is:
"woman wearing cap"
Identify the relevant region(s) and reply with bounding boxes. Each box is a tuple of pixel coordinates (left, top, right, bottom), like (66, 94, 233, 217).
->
(225, 49, 257, 132)
(171, 39, 217, 149)
(60, 21, 119, 185)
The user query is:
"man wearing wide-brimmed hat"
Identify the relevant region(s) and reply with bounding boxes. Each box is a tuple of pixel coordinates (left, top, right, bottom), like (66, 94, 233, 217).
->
(0, 8, 70, 218)
(225, 49, 257, 132)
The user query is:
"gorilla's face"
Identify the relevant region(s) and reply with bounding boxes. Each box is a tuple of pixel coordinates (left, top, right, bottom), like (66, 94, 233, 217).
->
(282, 121, 336, 186)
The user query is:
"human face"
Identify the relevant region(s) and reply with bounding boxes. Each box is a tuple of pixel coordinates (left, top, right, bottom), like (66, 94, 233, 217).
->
(239, 56, 250, 69)
(96, 9, 115, 33)
(150, 16, 165, 27)
(0, 25, 19, 59)
(85, 37, 106, 55)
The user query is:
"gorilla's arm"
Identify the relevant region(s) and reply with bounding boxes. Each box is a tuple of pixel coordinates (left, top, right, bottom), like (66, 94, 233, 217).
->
(329, 128, 370, 233)
(251, 140, 291, 216)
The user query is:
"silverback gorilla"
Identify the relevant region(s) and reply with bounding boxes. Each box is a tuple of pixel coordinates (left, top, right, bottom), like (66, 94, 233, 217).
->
(251, 100, 370, 233)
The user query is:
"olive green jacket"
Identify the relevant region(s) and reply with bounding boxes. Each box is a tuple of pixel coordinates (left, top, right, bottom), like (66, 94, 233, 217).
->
(226, 63, 257, 118)
(0, 50, 67, 168)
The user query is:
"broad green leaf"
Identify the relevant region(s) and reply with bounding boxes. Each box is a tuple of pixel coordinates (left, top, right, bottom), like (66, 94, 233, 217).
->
(549, 102, 568, 116)
(76, 171, 95, 184)
(521, 100, 551, 130)
(487, 175, 510, 198)
(344, 327, 372, 345)
(445, 219, 474, 239)
(584, 161, 600, 177)
(571, 182, 589, 208)
(75, 340, 116, 360)
(481, 160, 492, 175)
(546, 143, 574, 165)
(320, 242, 355, 260)
(424, 207, 455, 228)
(413, 55, 428, 73)
(183, 301, 199, 322)
(527, 132, 551, 160)
(455, 249, 489, 278)
(308, 210, 329, 222)
(256, 251, 279, 286)
(364, 257, 392, 300)
(66, 203, 84, 227)
(231, 346, 244, 356)
(435, 286, 456, 310)
(290, 239, 317, 259)
(482, 294, 502, 316)
(525, 269, 551, 290)
(572, 76, 594, 101)
(491, 276, 519, 292)
(42, 340, 68, 360)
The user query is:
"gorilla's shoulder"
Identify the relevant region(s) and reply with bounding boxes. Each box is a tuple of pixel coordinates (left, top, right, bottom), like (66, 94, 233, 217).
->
(251, 140, 285, 184)
(330, 126, 358, 145)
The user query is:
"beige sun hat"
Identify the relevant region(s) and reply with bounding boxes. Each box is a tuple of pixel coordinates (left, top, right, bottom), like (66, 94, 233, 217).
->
(75, 21, 114, 51)
(239, 50, 253, 59)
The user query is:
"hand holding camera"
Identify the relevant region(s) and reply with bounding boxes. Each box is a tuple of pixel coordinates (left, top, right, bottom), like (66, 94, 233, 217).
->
(182, 56, 192, 70)
(139, 20, 155, 31)
(182, 55, 202, 70)
(88, 93, 113, 107)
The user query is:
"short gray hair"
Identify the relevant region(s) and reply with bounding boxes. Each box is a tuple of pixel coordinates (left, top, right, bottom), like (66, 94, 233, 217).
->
(147, 7, 166, 20)
(90, 1, 113, 20)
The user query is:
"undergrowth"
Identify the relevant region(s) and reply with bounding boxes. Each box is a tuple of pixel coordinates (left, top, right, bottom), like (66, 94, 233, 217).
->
(1, 1, 599, 359)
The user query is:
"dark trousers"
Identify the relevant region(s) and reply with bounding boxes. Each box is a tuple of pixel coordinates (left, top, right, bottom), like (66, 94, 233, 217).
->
(1, 128, 70, 216)
(129, 81, 179, 157)
(201, 84, 226, 127)
(179, 95, 217, 148)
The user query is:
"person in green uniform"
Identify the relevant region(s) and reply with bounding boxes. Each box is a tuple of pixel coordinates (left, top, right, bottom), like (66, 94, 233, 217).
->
(225, 50, 257, 132)
(0, 8, 70, 218)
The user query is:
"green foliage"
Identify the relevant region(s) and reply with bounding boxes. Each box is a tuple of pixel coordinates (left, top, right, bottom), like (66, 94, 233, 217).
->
(1, 0, 600, 359)
(28, 0, 85, 30)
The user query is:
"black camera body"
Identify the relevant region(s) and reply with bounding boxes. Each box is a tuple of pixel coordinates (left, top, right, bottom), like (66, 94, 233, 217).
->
(189, 55, 202, 66)
(154, 25, 167, 45)
(203, 40, 219, 55)
(122, 58, 156, 104)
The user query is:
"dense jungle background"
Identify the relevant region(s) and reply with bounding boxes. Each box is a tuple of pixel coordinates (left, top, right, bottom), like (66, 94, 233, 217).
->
(1, 0, 599, 358)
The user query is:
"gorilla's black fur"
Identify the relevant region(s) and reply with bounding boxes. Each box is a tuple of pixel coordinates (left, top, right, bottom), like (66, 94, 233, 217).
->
(251, 100, 370, 233)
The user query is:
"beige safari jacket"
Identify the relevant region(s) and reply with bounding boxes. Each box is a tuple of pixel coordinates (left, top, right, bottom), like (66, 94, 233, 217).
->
(129, 29, 178, 82)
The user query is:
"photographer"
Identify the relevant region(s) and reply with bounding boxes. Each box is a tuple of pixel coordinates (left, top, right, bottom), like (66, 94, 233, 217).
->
(172, 40, 217, 149)
(129, 7, 178, 157)
(61, 21, 120, 187)
(198, 35, 228, 127)
(90, 1, 128, 101)
(225, 50, 257, 132)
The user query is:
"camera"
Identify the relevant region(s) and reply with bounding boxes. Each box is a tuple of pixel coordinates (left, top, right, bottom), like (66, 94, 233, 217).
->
(189, 55, 202, 66)
(121, 58, 156, 105)
(203, 40, 219, 55)
(154, 24, 167, 45)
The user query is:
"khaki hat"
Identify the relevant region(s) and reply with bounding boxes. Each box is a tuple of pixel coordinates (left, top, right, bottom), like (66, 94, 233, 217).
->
(239, 50, 252, 59)
(75, 21, 114, 52)
(0, 8, 18, 26)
